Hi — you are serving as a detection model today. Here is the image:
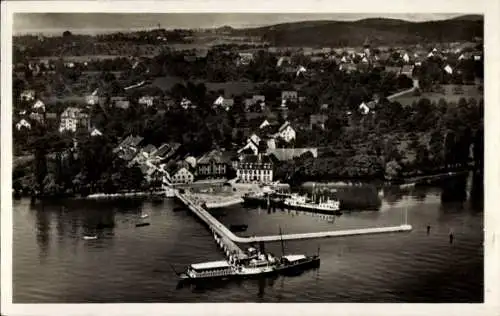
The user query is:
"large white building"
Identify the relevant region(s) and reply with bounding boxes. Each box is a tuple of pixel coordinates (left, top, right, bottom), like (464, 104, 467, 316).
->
(59, 107, 90, 133)
(236, 154, 274, 184)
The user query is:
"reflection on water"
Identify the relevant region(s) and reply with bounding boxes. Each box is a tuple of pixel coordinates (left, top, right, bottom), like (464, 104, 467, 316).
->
(13, 173, 483, 303)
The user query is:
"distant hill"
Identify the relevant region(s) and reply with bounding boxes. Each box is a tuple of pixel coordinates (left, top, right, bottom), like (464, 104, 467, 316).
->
(232, 16, 483, 47)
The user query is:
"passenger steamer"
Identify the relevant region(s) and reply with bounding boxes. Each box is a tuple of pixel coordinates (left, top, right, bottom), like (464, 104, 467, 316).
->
(178, 245, 320, 282)
(284, 194, 341, 215)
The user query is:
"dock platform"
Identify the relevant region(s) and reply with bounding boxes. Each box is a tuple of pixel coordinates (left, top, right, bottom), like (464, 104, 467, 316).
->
(176, 191, 413, 246)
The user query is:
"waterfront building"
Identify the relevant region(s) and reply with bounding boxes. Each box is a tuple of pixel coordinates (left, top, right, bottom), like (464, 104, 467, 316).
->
(168, 165, 195, 184)
(59, 107, 90, 133)
(196, 150, 228, 179)
(236, 154, 273, 184)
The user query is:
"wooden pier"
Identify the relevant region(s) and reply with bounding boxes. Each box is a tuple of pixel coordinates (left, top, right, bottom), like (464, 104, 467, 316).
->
(176, 191, 413, 247)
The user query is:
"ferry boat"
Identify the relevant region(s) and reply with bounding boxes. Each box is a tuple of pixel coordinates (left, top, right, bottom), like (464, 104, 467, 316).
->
(284, 194, 341, 214)
(178, 248, 278, 282)
(178, 244, 320, 283)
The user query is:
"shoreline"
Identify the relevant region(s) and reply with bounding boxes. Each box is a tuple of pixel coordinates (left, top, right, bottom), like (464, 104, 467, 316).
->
(14, 168, 478, 201)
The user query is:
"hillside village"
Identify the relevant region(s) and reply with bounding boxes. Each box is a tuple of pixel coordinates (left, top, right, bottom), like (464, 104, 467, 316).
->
(12, 22, 484, 197)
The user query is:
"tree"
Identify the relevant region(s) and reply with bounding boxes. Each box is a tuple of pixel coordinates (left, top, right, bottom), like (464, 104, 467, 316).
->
(385, 160, 402, 180)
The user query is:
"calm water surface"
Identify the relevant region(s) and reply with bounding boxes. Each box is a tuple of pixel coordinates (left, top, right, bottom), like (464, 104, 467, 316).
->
(13, 174, 483, 302)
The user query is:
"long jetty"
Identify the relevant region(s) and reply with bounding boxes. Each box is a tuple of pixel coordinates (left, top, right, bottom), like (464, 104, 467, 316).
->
(175, 191, 413, 245)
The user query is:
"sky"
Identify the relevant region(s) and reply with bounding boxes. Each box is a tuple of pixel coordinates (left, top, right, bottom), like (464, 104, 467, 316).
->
(13, 13, 466, 35)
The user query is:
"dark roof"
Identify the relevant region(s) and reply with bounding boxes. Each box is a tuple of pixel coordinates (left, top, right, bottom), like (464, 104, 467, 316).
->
(197, 150, 226, 164)
(114, 135, 144, 153)
(278, 121, 293, 133)
(153, 142, 181, 159)
(142, 144, 157, 154)
(167, 161, 192, 176)
(310, 114, 328, 124)
(239, 154, 273, 164)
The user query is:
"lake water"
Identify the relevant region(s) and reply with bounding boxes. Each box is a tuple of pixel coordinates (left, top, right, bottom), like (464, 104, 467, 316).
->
(13, 174, 483, 303)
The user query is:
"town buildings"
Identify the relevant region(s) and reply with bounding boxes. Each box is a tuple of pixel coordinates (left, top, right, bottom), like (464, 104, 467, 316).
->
(277, 121, 296, 142)
(196, 149, 228, 179)
(59, 107, 90, 133)
(236, 154, 274, 184)
(168, 165, 195, 184)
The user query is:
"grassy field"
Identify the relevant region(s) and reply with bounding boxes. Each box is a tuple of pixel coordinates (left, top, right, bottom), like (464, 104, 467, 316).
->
(152, 76, 261, 97)
(391, 84, 483, 107)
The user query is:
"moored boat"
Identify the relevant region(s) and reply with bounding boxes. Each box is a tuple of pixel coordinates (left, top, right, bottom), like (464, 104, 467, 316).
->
(284, 194, 341, 215)
(275, 254, 320, 276)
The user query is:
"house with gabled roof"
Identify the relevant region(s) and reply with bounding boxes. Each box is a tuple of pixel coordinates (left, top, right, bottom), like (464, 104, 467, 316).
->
(33, 99, 45, 111)
(20, 90, 36, 102)
(238, 138, 259, 156)
(167, 164, 194, 184)
(213, 96, 234, 111)
(59, 107, 90, 133)
(151, 142, 181, 162)
(277, 121, 296, 143)
(90, 128, 102, 137)
(196, 149, 229, 179)
(16, 119, 31, 130)
(113, 135, 144, 161)
(128, 144, 157, 167)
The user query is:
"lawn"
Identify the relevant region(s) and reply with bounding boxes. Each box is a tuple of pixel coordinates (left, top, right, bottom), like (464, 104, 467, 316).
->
(152, 76, 261, 97)
(391, 84, 483, 107)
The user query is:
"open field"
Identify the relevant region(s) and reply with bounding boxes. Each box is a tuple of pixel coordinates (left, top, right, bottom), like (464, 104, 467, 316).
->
(391, 84, 483, 107)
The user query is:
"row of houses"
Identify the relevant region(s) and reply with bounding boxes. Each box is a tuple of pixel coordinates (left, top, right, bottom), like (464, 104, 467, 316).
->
(111, 130, 305, 185)
(16, 98, 92, 134)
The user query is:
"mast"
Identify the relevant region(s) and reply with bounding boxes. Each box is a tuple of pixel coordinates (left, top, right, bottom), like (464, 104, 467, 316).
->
(403, 188, 410, 225)
(279, 226, 285, 256)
